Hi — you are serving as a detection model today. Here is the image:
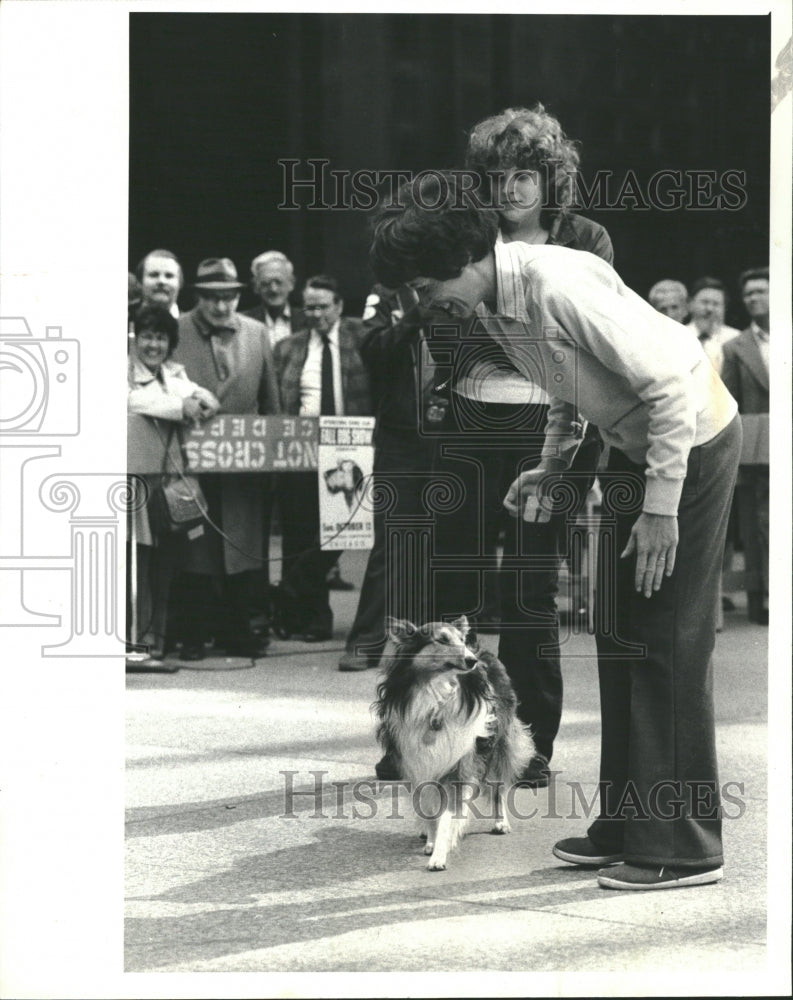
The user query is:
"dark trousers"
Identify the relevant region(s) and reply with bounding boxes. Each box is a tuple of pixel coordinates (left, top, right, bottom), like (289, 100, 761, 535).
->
(588, 415, 742, 867)
(175, 569, 262, 646)
(126, 537, 180, 651)
(431, 400, 601, 761)
(259, 473, 276, 592)
(345, 426, 436, 662)
(735, 466, 769, 600)
(498, 434, 601, 760)
(279, 472, 340, 633)
(167, 474, 267, 646)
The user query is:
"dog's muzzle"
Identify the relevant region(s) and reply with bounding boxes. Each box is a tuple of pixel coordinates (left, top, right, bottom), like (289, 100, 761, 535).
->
(462, 652, 481, 671)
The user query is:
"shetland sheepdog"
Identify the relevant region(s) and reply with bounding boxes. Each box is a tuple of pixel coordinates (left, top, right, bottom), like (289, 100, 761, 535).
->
(373, 616, 534, 871)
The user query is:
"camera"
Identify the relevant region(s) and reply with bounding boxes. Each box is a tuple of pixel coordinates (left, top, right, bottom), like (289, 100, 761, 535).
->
(418, 313, 578, 441)
(0, 318, 80, 435)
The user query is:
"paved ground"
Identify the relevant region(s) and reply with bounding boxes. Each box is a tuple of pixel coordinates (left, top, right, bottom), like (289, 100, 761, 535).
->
(125, 550, 780, 992)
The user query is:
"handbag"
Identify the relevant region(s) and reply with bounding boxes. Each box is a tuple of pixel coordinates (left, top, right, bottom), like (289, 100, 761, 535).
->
(148, 423, 207, 536)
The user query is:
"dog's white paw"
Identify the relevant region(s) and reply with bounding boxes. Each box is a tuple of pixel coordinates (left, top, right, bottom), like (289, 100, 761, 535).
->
(490, 821, 510, 835)
(423, 842, 434, 855)
(426, 860, 447, 871)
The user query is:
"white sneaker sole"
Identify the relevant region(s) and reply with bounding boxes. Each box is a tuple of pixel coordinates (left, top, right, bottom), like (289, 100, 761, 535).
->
(598, 866, 724, 890)
(553, 845, 623, 866)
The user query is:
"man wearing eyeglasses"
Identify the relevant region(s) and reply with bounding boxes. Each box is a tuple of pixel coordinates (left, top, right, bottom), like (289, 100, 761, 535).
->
(170, 257, 279, 660)
(273, 275, 370, 642)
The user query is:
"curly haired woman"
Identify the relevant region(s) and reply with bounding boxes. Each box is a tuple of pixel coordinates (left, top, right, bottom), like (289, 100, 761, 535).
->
(429, 105, 613, 786)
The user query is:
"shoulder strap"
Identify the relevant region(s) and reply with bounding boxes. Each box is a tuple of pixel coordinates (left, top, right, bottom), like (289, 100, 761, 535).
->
(160, 422, 176, 474)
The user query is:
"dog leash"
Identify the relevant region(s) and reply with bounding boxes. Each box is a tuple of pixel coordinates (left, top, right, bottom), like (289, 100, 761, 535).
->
(151, 418, 369, 565)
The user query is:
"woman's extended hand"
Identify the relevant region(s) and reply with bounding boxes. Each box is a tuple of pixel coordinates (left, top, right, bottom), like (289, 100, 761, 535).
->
(621, 512, 679, 597)
(190, 389, 220, 421)
(181, 396, 203, 426)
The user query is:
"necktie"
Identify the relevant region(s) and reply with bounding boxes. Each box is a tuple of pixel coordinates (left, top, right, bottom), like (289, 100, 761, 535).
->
(320, 332, 336, 415)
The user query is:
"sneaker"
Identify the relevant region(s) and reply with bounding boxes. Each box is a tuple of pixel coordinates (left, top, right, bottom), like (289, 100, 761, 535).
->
(515, 753, 551, 788)
(597, 862, 724, 890)
(553, 836, 623, 867)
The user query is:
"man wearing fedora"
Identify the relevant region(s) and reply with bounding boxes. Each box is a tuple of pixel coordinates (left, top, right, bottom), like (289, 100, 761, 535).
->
(170, 257, 280, 660)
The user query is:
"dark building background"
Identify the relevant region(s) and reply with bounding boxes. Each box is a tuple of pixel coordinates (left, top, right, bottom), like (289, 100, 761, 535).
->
(130, 13, 770, 324)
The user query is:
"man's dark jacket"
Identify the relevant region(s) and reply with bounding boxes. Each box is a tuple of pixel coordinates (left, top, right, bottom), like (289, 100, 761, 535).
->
(274, 317, 371, 416)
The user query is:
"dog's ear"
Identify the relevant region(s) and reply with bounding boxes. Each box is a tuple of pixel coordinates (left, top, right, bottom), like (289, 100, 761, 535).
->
(386, 617, 417, 644)
(450, 615, 470, 640)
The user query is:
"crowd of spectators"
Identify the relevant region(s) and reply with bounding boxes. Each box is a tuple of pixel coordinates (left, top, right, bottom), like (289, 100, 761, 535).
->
(127, 251, 368, 664)
(646, 267, 770, 626)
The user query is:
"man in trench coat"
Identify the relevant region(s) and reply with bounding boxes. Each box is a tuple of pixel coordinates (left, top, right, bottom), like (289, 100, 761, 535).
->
(171, 257, 280, 659)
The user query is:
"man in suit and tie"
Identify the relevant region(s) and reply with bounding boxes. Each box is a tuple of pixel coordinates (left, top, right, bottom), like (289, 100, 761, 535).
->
(721, 267, 770, 625)
(274, 275, 371, 641)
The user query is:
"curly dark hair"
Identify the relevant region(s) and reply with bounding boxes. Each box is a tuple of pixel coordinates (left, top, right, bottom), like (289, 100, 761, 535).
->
(465, 104, 581, 213)
(133, 304, 179, 357)
(370, 171, 499, 288)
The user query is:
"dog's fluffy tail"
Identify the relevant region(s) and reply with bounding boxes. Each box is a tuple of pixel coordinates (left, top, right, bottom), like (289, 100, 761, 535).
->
(475, 650, 535, 784)
(487, 717, 535, 787)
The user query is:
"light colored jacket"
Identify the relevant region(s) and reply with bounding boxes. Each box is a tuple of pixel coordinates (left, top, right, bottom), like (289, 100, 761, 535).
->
(127, 358, 220, 546)
(172, 308, 279, 416)
(487, 242, 737, 516)
(128, 357, 218, 421)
